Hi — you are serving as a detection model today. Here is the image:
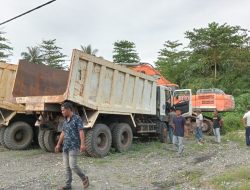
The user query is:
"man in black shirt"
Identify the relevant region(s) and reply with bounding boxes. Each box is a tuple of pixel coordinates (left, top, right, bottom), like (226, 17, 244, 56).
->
(213, 110, 223, 143)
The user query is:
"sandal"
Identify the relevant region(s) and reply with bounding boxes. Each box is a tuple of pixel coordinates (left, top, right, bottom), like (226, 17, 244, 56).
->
(82, 176, 89, 189)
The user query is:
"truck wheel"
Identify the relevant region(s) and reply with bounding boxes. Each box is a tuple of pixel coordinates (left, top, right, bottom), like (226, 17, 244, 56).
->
(203, 120, 213, 135)
(112, 123, 133, 152)
(44, 130, 57, 152)
(38, 129, 47, 151)
(0, 127, 8, 148)
(158, 122, 168, 143)
(4, 122, 34, 150)
(85, 124, 111, 158)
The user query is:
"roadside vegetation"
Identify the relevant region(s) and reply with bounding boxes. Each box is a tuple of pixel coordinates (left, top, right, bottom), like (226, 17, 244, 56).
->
(209, 167, 250, 190)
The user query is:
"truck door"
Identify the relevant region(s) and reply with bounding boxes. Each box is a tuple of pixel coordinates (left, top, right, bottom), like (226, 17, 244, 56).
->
(173, 89, 192, 117)
(156, 86, 172, 121)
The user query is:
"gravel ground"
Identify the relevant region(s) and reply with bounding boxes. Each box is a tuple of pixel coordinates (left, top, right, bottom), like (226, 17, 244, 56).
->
(0, 133, 249, 190)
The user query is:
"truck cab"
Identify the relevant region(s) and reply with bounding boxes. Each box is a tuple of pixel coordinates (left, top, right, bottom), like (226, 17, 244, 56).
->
(156, 85, 192, 120)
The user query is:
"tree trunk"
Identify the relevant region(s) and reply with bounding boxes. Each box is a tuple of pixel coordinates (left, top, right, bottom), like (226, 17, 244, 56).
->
(214, 61, 217, 79)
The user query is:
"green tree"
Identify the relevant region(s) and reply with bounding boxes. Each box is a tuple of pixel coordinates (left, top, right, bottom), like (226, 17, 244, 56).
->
(21, 46, 43, 64)
(40, 39, 67, 69)
(155, 40, 189, 85)
(113, 40, 140, 63)
(185, 22, 250, 79)
(0, 31, 13, 61)
(184, 22, 250, 93)
(80, 44, 98, 56)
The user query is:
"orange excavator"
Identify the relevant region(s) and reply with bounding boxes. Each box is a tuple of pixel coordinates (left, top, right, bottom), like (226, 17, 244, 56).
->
(192, 89, 235, 112)
(130, 63, 235, 134)
(130, 63, 235, 112)
(131, 63, 178, 89)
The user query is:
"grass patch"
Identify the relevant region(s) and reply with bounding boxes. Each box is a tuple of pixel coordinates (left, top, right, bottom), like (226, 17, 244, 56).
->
(83, 139, 164, 165)
(111, 139, 164, 159)
(210, 166, 250, 190)
(223, 130, 245, 146)
(180, 170, 203, 184)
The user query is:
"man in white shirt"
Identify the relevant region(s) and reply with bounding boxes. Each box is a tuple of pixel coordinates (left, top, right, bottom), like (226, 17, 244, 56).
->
(243, 106, 250, 146)
(195, 110, 204, 144)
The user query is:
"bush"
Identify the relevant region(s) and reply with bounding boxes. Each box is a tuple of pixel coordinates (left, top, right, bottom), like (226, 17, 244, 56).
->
(234, 93, 250, 113)
(221, 113, 244, 134)
(220, 93, 250, 134)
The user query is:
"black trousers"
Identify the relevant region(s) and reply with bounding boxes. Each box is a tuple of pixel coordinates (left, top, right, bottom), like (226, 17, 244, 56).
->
(246, 127, 250, 146)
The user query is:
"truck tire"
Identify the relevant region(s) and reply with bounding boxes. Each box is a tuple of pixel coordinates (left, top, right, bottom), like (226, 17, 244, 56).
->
(112, 123, 133, 152)
(85, 124, 111, 158)
(0, 127, 8, 148)
(158, 122, 168, 143)
(44, 130, 57, 152)
(4, 122, 34, 150)
(38, 129, 47, 151)
(203, 120, 213, 135)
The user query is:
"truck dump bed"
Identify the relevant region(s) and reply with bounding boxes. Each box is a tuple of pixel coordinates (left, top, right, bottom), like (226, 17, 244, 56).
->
(0, 62, 24, 110)
(14, 50, 156, 115)
(0, 62, 25, 125)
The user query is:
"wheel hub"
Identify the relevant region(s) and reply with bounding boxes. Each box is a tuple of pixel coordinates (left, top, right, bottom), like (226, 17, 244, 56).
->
(15, 130, 24, 142)
(121, 131, 129, 145)
(96, 132, 107, 149)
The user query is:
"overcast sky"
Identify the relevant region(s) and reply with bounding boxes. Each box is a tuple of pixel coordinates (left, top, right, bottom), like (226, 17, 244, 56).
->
(1, 0, 250, 65)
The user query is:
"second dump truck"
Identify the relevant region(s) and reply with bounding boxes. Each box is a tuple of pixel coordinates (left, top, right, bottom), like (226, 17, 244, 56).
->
(13, 50, 192, 157)
(0, 62, 37, 150)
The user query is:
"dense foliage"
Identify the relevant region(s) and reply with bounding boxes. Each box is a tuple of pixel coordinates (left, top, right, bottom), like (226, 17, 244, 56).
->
(156, 22, 250, 96)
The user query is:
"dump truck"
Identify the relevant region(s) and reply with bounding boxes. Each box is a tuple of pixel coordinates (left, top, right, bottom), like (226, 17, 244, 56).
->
(13, 50, 192, 157)
(0, 62, 37, 150)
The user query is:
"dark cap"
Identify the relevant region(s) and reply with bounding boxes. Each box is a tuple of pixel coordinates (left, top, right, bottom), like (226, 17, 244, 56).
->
(61, 102, 74, 111)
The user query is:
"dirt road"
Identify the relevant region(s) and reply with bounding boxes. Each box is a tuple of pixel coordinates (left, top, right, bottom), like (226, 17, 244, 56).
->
(0, 132, 250, 190)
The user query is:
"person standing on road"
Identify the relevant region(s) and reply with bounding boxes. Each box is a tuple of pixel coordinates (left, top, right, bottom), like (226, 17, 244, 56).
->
(195, 110, 204, 145)
(242, 106, 250, 146)
(168, 107, 176, 143)
(55, 102, 89, 190)
(213, 110, 223, 144)
(173, 108, 186, 156)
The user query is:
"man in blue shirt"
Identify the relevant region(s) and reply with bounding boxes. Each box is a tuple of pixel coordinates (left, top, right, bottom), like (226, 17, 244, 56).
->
(55, 102, 89, 190)
(173, 108, 186, 157)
